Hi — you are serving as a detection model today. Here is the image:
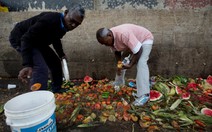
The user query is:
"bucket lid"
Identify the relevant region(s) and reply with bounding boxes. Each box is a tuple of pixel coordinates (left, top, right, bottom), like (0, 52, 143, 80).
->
(4, 91, 54, 114)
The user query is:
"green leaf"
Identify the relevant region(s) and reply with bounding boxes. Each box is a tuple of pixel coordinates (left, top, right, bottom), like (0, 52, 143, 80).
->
(172, 76, 188, 86)
(154, 82, 170, 96)
(69, 105, 81, 122)
(190, 115, 212, 125)
(153, 109, 178, 119)
(77, 123, 100, 127)
(178, 111, 193, 126)
(0, 104, 4, 114)
(170, 99, 182, 110)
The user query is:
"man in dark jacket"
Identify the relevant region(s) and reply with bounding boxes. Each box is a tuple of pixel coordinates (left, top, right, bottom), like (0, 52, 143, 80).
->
(9, 4, 85, 93)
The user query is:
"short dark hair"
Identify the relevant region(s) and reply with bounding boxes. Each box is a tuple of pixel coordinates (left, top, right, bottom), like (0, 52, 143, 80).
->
(96, 28, 104, 40)
(70, 4, 85, 19)
(96, 28, 110, 40)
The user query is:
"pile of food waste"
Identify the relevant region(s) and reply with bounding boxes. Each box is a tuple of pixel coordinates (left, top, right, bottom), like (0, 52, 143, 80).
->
(53, 75, 212, 131)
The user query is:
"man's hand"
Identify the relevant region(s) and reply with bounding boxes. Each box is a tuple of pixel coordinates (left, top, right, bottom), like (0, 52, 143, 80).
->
(122, 63, 132, 69)
(61, 55, 68, 61)
(116, 60, 132, 75)
(18, 67, 33, 83)
(116, 63, 131, 75)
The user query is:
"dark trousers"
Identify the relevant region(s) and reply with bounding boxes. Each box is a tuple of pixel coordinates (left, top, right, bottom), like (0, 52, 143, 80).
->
(9, 28, 63, 91)
(38, 47, 63, 91)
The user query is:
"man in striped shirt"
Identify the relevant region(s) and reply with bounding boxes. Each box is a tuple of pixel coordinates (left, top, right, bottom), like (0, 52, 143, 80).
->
(96, 24, 154, 106)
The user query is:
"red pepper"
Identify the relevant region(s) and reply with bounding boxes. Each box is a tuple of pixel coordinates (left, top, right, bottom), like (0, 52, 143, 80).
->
(194, 120, 206, 127)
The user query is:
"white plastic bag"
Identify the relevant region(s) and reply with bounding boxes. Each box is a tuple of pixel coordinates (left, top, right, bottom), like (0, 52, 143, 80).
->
(113, 69, 126, 86)
(61, 59, 70, 81)
(113, 55, 131, 86)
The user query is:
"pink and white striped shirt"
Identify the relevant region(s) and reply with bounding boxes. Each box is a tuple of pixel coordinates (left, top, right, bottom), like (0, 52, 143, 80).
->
(111, 24, 153, 54)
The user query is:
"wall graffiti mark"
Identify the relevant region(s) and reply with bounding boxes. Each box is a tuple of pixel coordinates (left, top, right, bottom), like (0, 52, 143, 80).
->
(164, 0, 211, 9)
(102, 0, 158, 9)
(0, 0, 94, 11)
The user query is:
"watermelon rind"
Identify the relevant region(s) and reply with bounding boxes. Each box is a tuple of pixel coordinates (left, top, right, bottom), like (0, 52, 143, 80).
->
(154, 82, 170, 95)
(201, 108, 212, 117)
(150, 90, 163, 101)
(84, 76, 93, 83)
(175, 86, 182, 94)
(175, 86, 190, 100)
(181, 92, 190, 100)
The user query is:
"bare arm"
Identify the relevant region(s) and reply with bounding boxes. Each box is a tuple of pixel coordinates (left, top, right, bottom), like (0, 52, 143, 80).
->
(114, 51, 121, 62)
(123, 46, 143, 69)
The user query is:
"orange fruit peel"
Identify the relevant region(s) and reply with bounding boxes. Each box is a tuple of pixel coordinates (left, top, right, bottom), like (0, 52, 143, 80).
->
(117, 61, 123, 69)
(31, 83, 42, 91)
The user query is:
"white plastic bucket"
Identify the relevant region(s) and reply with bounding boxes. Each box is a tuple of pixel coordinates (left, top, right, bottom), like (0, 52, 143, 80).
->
(4, 91, 57, 132)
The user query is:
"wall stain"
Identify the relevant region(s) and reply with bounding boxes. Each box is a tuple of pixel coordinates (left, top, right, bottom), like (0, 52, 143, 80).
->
(164, 0, 211, 9)
(103, 0, 158, 9)
(1, 0, 211, 11)
(1, 0, 94, 11)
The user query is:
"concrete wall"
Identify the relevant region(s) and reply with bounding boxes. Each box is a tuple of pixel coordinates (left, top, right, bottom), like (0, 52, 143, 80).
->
(1, 0, 211, 11)
(0, 0, 211, 79)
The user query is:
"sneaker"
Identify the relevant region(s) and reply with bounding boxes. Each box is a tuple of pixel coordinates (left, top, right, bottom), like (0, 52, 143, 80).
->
(128, 81, 136, 88)
(132, 92, 138, 98)
(132, 94, 149, 106)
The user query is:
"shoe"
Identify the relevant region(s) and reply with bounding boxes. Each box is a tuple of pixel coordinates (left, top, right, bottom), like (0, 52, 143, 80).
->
(132, 94, 149, 106)
(52, 88, 69, 94)
(128, 81, 136, 88)
(132, 92, 138, 98)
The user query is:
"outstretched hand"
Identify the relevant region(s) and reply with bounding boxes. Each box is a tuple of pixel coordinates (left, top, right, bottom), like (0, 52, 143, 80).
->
(122, 63, 132, 69)
(117, 64, 132, 75)
(18, 67, 33, 83)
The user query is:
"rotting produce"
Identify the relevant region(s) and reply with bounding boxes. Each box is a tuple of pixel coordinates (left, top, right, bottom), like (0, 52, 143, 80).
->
(53, 75, 212, 131)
